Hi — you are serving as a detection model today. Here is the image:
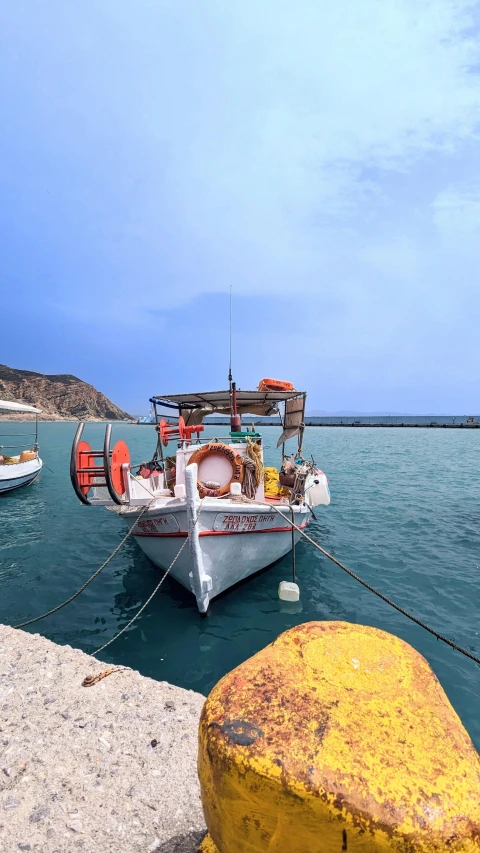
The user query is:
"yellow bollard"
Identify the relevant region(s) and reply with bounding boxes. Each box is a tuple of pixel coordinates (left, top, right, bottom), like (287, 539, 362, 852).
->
(198, 622, 480, 853)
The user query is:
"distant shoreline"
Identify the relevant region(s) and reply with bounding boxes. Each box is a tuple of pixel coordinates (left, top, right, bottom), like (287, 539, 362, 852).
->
(0, 415, 134, 423)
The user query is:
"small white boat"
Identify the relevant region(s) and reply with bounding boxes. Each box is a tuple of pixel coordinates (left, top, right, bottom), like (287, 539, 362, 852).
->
(70, 379, 330, 613)
(0, 400, 43, 494)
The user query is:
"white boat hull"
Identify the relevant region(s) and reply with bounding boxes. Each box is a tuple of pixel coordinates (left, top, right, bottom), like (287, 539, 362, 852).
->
(129, 500, 310, 609)
(0, 457, 43, 494)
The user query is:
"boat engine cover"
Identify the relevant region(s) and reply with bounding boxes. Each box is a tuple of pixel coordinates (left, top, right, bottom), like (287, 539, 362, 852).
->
(306, 470, 330, 506)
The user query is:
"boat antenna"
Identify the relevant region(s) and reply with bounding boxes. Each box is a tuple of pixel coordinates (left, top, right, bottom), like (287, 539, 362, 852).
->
(228, 284, 233, 419)
(228, 284, 233, 389)
(228, 285, 240, 432)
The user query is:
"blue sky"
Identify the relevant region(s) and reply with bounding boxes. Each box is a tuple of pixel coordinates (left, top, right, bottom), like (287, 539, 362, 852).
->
(1, 1, 480, 414)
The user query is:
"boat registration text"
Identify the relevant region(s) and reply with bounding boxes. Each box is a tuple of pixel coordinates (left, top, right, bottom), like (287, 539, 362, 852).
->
(213, 513, 285, 533)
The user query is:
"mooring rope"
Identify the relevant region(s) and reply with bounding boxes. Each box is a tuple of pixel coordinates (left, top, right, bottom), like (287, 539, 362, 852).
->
(266, 502, 480, 667)
(92, 538, 189, 655)
(91, 499, 204, 656)
(13, 500, 156, 630)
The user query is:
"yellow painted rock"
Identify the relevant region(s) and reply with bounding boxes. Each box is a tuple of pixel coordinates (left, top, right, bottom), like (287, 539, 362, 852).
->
(198, 621, 480, 853)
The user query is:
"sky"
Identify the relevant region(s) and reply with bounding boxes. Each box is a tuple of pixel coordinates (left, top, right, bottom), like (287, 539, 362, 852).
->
(1, 0, 480, 415)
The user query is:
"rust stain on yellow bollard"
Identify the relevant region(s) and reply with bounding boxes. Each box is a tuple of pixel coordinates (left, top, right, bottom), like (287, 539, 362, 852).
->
(198, 622, 480, 853)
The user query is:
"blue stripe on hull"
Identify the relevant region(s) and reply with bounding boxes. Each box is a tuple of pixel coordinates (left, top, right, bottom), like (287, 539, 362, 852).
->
(0, 471, 40, 494)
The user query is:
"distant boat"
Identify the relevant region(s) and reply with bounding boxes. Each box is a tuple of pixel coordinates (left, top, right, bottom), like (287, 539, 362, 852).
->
(70, 378, 330, 613)
(0, 400, 43, 494)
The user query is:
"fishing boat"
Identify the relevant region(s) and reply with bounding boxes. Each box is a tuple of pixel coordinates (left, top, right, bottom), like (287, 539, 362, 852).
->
(70, 379, 330, 613)
(0, 400, 43, 494)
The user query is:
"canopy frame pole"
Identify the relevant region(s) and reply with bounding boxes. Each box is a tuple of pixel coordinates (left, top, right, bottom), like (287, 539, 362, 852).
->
(153, 400, 165, 468)
(297, 393, 306, 457)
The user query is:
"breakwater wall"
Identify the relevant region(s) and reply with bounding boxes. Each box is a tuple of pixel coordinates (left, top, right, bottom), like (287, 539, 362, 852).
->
(0, 624, 206, 853)
(204, 415, 480, 428)
(138, 415, 480, 428)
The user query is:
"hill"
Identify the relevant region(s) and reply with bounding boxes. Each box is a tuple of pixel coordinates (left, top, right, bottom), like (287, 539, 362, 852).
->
(0, 364, 132, 421)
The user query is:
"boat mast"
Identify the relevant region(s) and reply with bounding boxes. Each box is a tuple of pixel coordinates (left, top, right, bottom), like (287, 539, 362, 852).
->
(228, 286, 241, 433)
(228, 284, 233, 415)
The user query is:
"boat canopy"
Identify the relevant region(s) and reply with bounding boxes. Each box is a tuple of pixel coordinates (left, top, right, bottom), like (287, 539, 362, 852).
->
(151, 389, 306, 428)
(0, 399, 42, 414)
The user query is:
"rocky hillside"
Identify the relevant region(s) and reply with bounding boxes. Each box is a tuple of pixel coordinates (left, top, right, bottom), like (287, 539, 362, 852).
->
(0, 365, 132, 421)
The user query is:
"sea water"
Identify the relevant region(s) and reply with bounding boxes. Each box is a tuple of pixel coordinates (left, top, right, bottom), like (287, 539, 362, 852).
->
(0, 423, 479, 748)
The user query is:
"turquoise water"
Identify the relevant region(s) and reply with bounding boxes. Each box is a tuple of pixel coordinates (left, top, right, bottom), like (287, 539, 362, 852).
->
(1, 423, 479, 749)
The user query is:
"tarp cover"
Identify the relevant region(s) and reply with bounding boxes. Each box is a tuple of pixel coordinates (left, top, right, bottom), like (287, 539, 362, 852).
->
(153, 390, 306, 428)
(276, 396, 305, 447)
(0, 399, 42, 414)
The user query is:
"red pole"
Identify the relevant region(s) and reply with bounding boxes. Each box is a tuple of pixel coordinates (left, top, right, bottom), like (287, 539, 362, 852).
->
(230, 382, 241, 432)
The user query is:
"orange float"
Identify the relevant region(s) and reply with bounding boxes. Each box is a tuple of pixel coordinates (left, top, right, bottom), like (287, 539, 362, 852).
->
(258, 378, 294, 392)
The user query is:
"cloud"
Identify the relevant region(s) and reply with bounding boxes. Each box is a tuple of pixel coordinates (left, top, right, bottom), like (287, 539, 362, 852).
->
(359, 237, 423, 282)
(432, 185, 480, 243)
(162, 0, 480, 265)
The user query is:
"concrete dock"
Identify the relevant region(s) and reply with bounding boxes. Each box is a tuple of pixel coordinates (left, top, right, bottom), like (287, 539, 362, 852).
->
(0, 624, 206, 853)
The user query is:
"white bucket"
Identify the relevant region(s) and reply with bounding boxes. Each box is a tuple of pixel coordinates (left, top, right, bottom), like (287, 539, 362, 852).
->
(278, 581, 300, 602)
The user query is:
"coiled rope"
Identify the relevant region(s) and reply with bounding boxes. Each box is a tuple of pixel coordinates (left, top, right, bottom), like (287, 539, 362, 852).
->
(242, 439, 264, 500)
(267, 502, 480, 667)
(242, 457, 258, 500)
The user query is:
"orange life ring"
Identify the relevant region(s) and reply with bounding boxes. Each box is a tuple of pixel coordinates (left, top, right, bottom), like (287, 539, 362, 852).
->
(258, 378, 294, 392)
(187, 443, 244, 498)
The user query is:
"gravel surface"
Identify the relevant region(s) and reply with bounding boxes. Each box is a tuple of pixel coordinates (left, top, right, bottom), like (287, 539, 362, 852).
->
(0, 624, 206, 853)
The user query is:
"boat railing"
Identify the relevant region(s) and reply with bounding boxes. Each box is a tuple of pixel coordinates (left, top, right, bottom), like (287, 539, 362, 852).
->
(170, 433, 262, 447)
(0, 432, 37, 436)
(0, 443, 38, 450)
(0, 430, 37, 449)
